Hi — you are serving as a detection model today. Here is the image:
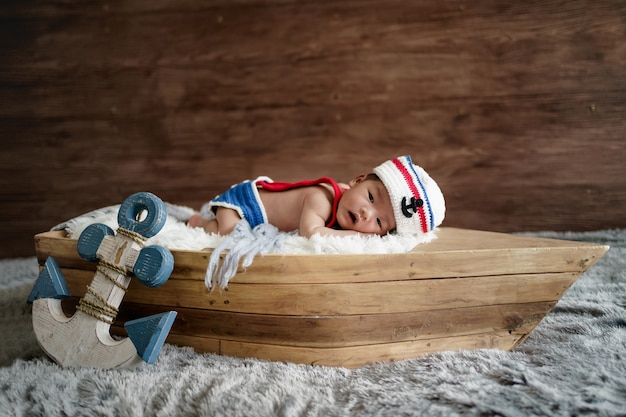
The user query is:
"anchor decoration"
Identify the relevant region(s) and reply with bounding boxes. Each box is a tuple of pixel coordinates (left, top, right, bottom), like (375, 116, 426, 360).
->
(28, 192, 177, 369)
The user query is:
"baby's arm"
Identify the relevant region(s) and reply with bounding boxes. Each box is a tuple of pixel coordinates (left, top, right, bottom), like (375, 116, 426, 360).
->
(298, 190, 360, 238)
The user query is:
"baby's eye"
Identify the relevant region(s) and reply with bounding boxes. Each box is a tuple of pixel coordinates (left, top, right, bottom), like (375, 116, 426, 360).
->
(368, 192, 374, 203)
(377, 218, 382, 228)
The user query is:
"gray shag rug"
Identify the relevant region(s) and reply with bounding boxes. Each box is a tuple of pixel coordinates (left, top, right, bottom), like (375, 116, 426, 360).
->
(0, 230, 625, 417)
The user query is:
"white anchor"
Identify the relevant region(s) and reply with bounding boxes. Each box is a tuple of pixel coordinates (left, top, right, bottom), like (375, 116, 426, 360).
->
(28, 192, 177, 368)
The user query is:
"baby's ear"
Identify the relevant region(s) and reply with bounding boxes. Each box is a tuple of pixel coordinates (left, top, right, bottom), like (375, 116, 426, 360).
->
(349, 174, 367, 186)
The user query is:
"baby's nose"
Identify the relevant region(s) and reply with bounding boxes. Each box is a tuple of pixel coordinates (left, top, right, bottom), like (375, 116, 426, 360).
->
(360, 206, 373, 221)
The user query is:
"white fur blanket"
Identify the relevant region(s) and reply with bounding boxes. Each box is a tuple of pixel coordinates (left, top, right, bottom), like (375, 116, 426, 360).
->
(54, 203, 436, 289)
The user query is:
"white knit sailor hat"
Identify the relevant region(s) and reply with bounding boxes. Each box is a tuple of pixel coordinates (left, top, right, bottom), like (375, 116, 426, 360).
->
(373, 155, 445, 235)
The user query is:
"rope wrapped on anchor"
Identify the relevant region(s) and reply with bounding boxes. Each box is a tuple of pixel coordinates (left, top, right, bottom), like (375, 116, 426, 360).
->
(116, 227, 148, 246)
(205, 220, 286, 290)
(76, 285, 119, 324)
(76, 226, 144, 324)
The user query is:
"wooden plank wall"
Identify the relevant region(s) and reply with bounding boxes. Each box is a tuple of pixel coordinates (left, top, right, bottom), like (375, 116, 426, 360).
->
(1, 0, 625, 257)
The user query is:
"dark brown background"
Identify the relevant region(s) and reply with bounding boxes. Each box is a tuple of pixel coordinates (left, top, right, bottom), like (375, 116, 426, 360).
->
(1, 0, 625, 257)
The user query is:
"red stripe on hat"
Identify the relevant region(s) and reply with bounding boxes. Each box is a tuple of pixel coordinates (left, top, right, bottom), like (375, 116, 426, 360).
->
(391, 158, 429, 233)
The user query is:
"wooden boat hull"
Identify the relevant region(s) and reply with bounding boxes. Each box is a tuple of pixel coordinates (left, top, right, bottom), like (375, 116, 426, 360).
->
(34, 227, 608, 367)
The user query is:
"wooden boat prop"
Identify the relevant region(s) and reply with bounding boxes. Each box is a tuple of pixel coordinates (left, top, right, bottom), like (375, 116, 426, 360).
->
(34, 223, 608, 368)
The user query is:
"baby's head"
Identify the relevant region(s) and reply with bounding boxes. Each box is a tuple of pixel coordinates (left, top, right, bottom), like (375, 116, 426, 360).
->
(373, 155, 445, 236)
(337, 155, 445, 236)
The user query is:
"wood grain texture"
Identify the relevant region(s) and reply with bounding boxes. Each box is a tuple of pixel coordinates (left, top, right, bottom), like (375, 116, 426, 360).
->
(60, 268, 579, 315)
(35, 228, 610, 283)
(104, 300, 555, 347)
(40, 225, 606, 366)
(2, 0, 626, 257)
(68, 299, 552, 348)
(117, 330, 523, 367)
(218, 333, 523, 368)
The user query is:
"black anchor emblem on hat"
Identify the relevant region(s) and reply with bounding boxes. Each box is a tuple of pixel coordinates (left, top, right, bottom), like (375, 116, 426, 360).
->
(401, 196, 424, 218)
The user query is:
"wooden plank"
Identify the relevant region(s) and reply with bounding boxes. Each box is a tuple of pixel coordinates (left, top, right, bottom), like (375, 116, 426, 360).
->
(109, 329, 523, 367)
(35, 228, 609, 284)
(111, 316, 526, 367)
(206, 244, 606, 284)
(105, 300, 553, 348)
(60, 266, 579, 316)
(219, 332, 523, 368)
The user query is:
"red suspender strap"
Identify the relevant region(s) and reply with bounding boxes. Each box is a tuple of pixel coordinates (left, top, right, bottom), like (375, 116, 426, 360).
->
(257, 177, 345, 227)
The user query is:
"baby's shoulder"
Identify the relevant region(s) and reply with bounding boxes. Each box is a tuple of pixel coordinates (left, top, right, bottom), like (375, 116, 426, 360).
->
(316, 181, 349, 196)
(307, 182, 339, 201)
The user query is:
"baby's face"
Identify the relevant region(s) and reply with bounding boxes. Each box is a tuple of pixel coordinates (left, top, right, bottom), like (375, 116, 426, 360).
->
(336, 177, 396, 235)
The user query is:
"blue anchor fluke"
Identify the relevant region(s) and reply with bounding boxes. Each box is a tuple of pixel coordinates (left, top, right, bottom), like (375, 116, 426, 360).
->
(27, 257, 70, 304)
(125, 311, 178, 364)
